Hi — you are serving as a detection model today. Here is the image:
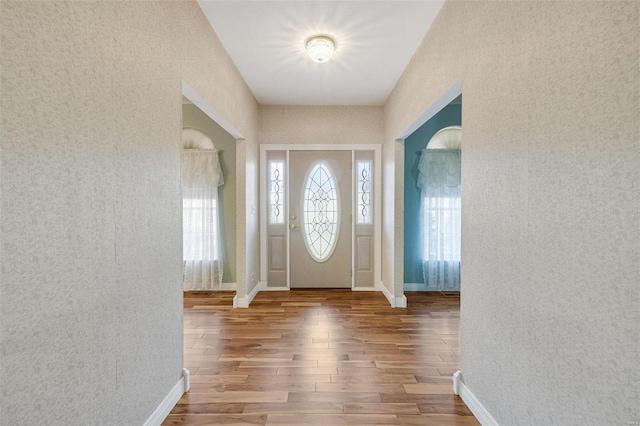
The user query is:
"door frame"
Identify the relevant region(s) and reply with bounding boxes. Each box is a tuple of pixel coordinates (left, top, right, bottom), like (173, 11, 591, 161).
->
(182, 80, 244, 301)
(260, 144, 382, 291)
(395, 80, 463, 301)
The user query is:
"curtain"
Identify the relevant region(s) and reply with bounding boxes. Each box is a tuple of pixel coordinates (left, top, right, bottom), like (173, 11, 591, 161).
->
(182, 149, 224, 290)
(417, 149, 461, 290)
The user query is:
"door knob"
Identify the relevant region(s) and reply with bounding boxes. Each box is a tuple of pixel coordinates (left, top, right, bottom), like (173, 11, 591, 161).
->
(290, 223, 298, 230)
(290, 214, 297, 220)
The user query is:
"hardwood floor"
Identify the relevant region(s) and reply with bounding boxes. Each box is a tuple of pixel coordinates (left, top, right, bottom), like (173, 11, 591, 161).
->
(164, 290, 479, 426)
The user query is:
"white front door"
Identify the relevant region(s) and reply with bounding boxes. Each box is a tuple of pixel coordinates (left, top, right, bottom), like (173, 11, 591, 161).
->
(289, 151, 352, 288)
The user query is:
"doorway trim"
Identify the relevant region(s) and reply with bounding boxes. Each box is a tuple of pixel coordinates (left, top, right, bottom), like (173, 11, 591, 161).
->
(182, 81, 244, 140)
(396, 80, 463, 140)
(181, 80, 244, 302)
(259, 144, 382, 292)
(394, 79, 463, 303)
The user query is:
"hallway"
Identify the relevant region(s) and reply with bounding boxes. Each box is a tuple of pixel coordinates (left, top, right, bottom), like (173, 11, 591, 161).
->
(164, 290, 479, 425)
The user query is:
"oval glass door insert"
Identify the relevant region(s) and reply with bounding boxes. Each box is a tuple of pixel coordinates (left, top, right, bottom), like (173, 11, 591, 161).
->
(302, 161, 340, 262)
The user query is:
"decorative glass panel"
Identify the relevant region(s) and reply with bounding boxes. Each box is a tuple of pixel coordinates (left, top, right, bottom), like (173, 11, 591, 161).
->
(357, 161, 372, 224)
(302, 162, 339, 262)
(269, 161, 284, 224)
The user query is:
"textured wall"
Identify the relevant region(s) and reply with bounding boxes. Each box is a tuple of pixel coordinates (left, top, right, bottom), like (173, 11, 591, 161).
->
(182, 104, 237, 284)
(259, 105, 384, 145)
(0, 2, 258, 424)
(385, 1, 639, 425)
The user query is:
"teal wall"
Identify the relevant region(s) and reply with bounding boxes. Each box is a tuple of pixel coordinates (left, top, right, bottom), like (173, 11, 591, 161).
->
(404, 104, 461, 284)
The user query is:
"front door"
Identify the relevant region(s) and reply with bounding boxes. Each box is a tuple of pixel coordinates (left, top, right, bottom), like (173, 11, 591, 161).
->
(289, 151, 352, 288)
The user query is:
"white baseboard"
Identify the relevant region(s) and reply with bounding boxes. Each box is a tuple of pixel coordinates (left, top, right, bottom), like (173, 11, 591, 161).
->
(351, 286, 377, 291)
(261, 285, 290, 291)
(143, 375, 186, 426)
(182, 368, 190, 392)
(376, 282, 407, 308)
(377, 281, 393, 306)
(233, 281, 264, 308)
(394, 294, 407, 308)
(455, 372, 499, 426)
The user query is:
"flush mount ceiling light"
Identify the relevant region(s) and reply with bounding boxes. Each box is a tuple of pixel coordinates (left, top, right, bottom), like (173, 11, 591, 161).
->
(305, 35, 335, 63)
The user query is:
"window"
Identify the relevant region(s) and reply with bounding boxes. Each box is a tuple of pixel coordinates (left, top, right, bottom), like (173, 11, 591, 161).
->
(356, 160, 372, 224)
(182, 148, 224, 290)
(422, 196, 460, 261)
(302, 161, 339, 262)
(183, 198, 219, 261)
(417, 149, 461, 290)
(269, 161, 284, 224)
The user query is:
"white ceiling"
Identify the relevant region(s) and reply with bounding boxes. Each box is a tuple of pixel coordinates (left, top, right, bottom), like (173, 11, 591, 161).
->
(197, 1, 444, 106)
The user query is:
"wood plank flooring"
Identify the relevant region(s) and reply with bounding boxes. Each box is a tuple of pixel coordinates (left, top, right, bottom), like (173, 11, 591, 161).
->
(164, 290, 479, 426)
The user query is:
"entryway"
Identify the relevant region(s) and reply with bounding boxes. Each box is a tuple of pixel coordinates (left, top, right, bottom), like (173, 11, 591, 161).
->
(260, 145, 381, 291)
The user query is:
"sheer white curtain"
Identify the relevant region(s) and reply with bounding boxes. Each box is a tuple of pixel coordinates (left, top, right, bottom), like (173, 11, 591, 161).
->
(182, 149, 224, 290)
(417, 149, 461, 290)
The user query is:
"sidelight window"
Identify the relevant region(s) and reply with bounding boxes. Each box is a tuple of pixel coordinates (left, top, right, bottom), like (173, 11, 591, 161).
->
(356, 160, 373, 224)
(269, 161, 285, 224)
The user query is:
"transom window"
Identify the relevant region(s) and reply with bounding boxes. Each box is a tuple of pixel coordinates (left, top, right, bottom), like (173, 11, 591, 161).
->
(302, 161, 340, 262)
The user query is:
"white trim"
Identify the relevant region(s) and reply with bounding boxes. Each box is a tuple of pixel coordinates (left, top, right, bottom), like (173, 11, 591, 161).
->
(404, 283, 428, 291)
(142, 377, 185, 426)
(351, 150, 356, 289)
(233, 295, 242, 308)
(251, 281, 265, 301)
(456, 375, 500, 426)
(182, 368, 190, 392)
(259, 148, 268, 283)
(181, 81, 244, 140)
(373, 146, 382, 290)
(351, 286, 377, 291)
(233, 281, 264, 308)
(378, 281, 395, 306)
(262, 144, 381, 152)
(285, 150, 291, 289)
(395, 80, 463, 140)
(394, 294, 407, 308)
(452, 370, 461, 395)
(377, 281, 407, 308)
(261, 285, 290, 291)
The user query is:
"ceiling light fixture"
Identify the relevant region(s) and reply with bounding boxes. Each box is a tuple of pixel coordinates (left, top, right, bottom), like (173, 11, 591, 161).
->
(306, 35, 335, 63)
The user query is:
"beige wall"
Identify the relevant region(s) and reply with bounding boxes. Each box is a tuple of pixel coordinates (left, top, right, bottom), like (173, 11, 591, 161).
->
(2, 1, 638, 424)
(0, 2, 258, 424)
(182, 104, 237, 283)
(385, 1, 639, 424)
(259, 105, 384, 145)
